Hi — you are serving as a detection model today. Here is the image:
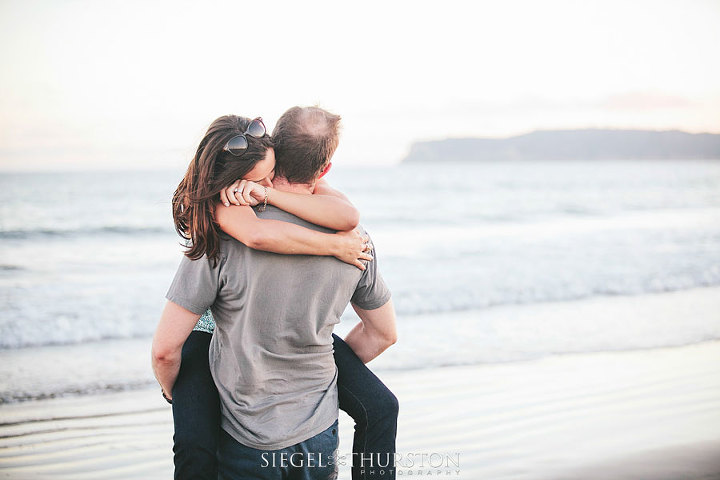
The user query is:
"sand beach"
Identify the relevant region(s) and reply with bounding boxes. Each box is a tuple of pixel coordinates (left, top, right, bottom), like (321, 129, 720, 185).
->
(2, 338, 719, 479)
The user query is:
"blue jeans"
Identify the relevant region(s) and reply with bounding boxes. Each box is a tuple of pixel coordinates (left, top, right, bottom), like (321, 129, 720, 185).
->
(218, 420, 339, 480)
(172, 332, 398, 480)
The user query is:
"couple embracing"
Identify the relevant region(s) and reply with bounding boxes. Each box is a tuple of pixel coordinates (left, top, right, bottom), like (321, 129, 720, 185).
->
(152, 106, 398, 480)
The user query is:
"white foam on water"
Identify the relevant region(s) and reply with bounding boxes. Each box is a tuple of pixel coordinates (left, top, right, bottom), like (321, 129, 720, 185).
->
(1, 160, 720, 399)
(2, 287, 719, 403)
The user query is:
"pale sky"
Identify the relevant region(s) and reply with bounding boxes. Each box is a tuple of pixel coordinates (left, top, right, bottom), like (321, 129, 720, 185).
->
(1, 0, 719, 170)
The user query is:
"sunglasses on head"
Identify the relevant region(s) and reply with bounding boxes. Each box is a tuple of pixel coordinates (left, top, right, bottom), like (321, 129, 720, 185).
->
(222, 117, 267, 157)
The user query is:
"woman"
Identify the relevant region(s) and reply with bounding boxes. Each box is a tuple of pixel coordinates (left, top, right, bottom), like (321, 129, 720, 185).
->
(168, 114, 398, 480)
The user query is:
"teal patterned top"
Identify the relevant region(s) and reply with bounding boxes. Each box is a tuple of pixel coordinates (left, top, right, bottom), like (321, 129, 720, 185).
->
(193, 309, 216, 334)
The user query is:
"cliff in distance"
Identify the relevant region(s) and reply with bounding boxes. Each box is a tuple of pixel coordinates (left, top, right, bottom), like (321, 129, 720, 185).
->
(403, 129, 720, 162)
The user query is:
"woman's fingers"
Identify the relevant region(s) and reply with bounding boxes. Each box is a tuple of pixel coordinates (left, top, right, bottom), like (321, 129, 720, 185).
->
(333, 229, 375, 270)
(223, 180, 242, 206)
(232, 180, 245, 205)
(233, 180, 249, 206)
(352, 259, 367, 271)
(359, 234, 372, 252)
(220, 180, 264, 208)
(246, 185, 260, 206)
(352, 232, 373, 255)
(221, 180, 240, 206)
(241, 181, 255, 204)
(355, 234, 373, 266)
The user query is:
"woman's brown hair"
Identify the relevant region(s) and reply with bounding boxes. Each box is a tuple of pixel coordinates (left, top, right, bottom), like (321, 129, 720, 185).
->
(172, 115, 274, 262)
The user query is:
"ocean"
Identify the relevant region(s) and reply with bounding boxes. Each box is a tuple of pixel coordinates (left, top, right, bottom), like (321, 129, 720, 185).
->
(1, 159, 720, 403)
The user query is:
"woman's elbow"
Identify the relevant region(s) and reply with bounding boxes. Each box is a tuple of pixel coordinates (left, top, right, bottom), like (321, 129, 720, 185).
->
(347, 209, 361, 230)
(243, 230, 272, 250)
(218, 218, 268, 249)
(336, 209, 360, 231)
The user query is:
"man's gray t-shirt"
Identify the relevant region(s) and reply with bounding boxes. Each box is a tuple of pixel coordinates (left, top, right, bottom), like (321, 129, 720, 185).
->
(166, 205, 391, 450)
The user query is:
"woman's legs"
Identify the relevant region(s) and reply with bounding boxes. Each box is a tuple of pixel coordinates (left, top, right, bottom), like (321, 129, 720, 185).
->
(172, 331, 221, 480)
(171, 331, 398, 480)
(333, 333, 398, 480)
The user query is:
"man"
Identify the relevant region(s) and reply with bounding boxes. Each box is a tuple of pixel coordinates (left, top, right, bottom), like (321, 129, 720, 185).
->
(152, 106, 396, 479)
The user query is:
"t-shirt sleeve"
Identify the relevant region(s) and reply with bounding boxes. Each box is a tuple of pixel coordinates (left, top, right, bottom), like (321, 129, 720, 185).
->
(351, 232, 392, 310)
(165, 253, 220, 315)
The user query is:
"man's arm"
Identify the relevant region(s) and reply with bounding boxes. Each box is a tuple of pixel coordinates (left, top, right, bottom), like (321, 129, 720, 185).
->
(151, 301, 202, 401)
(343, 299, 397, 364)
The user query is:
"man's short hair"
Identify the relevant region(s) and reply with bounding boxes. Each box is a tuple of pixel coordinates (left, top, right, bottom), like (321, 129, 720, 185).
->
(272, 106, 341, 184)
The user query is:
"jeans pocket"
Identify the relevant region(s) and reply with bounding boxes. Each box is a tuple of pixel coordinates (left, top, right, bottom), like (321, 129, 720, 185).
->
(321, 420, 339, 480)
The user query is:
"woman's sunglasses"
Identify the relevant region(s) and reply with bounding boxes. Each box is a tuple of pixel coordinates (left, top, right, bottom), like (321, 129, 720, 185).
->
(223, 117, 267, 157)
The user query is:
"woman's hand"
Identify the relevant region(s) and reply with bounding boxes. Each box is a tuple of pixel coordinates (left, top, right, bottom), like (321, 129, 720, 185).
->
(333, 229, 374, 270)
(219, 180, 266, 207)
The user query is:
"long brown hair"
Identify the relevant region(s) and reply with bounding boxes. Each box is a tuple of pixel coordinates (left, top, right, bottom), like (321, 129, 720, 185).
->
(172, 115, 274, 261)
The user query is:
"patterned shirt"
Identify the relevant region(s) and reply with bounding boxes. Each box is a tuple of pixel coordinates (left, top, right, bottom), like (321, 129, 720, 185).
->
(193, 309, 216, 334)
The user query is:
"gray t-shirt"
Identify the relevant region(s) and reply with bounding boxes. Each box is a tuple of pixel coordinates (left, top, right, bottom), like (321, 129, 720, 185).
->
(166, 205, 391, 450)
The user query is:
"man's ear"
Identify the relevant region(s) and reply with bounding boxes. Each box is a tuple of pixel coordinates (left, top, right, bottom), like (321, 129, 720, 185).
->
(318, 162, 332, 179)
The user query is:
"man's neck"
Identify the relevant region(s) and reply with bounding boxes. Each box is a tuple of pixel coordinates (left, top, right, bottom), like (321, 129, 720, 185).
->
(272, 177, 315, 195)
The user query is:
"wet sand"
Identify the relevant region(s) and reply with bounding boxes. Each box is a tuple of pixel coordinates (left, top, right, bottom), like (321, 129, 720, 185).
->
(2, 340, 720, 479)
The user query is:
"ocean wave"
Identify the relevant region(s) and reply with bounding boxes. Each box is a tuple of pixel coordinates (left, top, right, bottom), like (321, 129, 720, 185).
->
(0, 265, 24, 271)
(2, 286, 719, 404)
(386, 279, 720, 317)
(2, 280, 720, 350)
(0, 225, 172, 240)
(0, 380, 156, 405)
